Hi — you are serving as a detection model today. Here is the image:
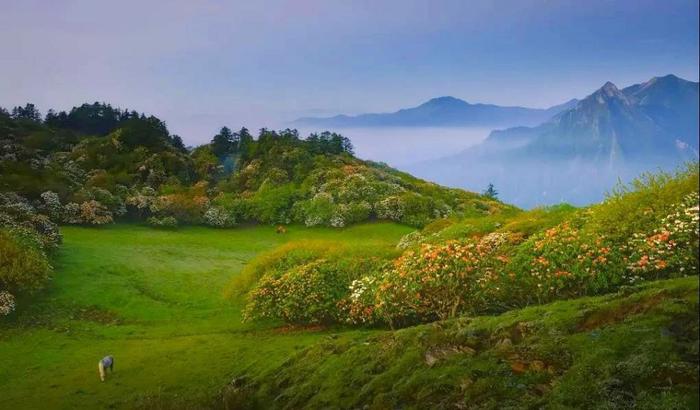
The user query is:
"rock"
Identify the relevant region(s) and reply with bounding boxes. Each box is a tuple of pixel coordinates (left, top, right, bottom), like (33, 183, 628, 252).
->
(424, 351, 438, 367)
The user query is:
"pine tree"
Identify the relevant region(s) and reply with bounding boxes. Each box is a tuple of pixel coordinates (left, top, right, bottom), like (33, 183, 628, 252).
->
(483, 183, 498, 199)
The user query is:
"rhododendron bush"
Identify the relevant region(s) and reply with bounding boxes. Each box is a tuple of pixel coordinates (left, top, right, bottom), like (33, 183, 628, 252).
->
(626, 192, 699, 281)
(345, 233, 516, 326)
(244, 260, 347, 324)
(502, 220, 626, 306)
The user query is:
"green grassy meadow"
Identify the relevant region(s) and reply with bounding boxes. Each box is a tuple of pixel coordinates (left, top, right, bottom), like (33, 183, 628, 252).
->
(0, 223, 412, 409)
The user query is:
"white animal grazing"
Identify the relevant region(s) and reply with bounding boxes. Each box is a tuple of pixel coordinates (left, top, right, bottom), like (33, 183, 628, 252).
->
(98, 355, 114, 381)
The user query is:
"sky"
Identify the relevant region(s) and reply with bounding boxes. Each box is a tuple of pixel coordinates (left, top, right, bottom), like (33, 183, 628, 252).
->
(1, 0, 698, 145)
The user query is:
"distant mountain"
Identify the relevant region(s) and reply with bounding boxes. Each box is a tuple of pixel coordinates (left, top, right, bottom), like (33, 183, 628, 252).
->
(493, 74, 699, 161)
(406, 75, 699, 207)
(294, 96, 578, 128)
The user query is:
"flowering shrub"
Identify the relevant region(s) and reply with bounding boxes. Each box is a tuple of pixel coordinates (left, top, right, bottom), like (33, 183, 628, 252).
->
(504, 222, 626, 306)
(396, 231, 425, 250)
(39, 191, 63, 220)
(244, 260, 347, 324)
(227, 240, 344, 299)
(203, 206, 236, 228)
(0, 192, 35, 221)
(63, 203, 82, 224)
(155, 181, 210, 224)
(299, 192, 335, 227)
(346, 233, 516, 326)
(80, 200, 114, 225)
(0, 192, 62, 249)
(62, 200, 114, 225)
(626, 192, 699, 281)
(126, 186, 160, 216)
(28, 214, 62, 249)
(0, 290, 15, 316)
(375, 196, 404, 222)
(0, 228, 52, 296)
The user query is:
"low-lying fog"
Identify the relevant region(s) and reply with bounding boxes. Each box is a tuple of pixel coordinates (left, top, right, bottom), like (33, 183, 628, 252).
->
(294, 126, 491, 167)
(292, 125, 687, 209)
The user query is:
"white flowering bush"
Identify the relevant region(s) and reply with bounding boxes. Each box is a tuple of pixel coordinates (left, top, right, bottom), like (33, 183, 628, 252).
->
(0, 192, 35, 221)
(342, 275, 380, 324)
(63, 203, 82, 224)
(396, 231, 425, 250)
(329, 213, 346, 228)
(626, 192, 699, 280)
(204, 206, 236, 228)
(0, 192, 61, 249)
(39, 191, 63, 220)
(0, 290, 16, 316)
(375, 196, 404, 221)
(126, 186, 160, 215)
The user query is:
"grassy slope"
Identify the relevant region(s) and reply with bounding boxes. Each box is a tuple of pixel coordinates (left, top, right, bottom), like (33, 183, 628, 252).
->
(233, 277, 699, 409)
(0, 223, 412, 409)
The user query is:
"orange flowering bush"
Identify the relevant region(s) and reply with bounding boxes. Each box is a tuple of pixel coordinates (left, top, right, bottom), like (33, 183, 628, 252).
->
(244, 260, 347, 324)
(626, 192, 699, 282)
(504, 221, 626, 305)
(345, 232, 516, 326)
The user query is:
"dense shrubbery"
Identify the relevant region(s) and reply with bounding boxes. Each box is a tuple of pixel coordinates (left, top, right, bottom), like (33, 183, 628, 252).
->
(0, 228, 52, 295)
(0, 192, 58, 315)
(625, 192, 699, 281)
(242, 165, 699, 327)
(237, 240, 399, 324)
(501, 220, 625, 307)
(244, 260, 349, 324)
(344, 233, 517, 326)
(2, 106, 505, 232)
(147, 216, 178, 229)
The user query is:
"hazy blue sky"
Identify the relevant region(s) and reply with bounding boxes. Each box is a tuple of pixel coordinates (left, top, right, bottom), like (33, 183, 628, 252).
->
(1, 0, 698, 144)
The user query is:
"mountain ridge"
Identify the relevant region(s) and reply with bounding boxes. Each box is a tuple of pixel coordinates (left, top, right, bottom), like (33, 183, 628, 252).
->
(405, 74, 699, 207)
(294, 96, 578, 128)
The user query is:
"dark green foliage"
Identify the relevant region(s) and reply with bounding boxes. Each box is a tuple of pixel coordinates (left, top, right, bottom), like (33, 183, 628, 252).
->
(483, 183, 498, 199)
(45, 102, 126, 135)
(11, 103, 42, 123)
(211, 126, 238, 158)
